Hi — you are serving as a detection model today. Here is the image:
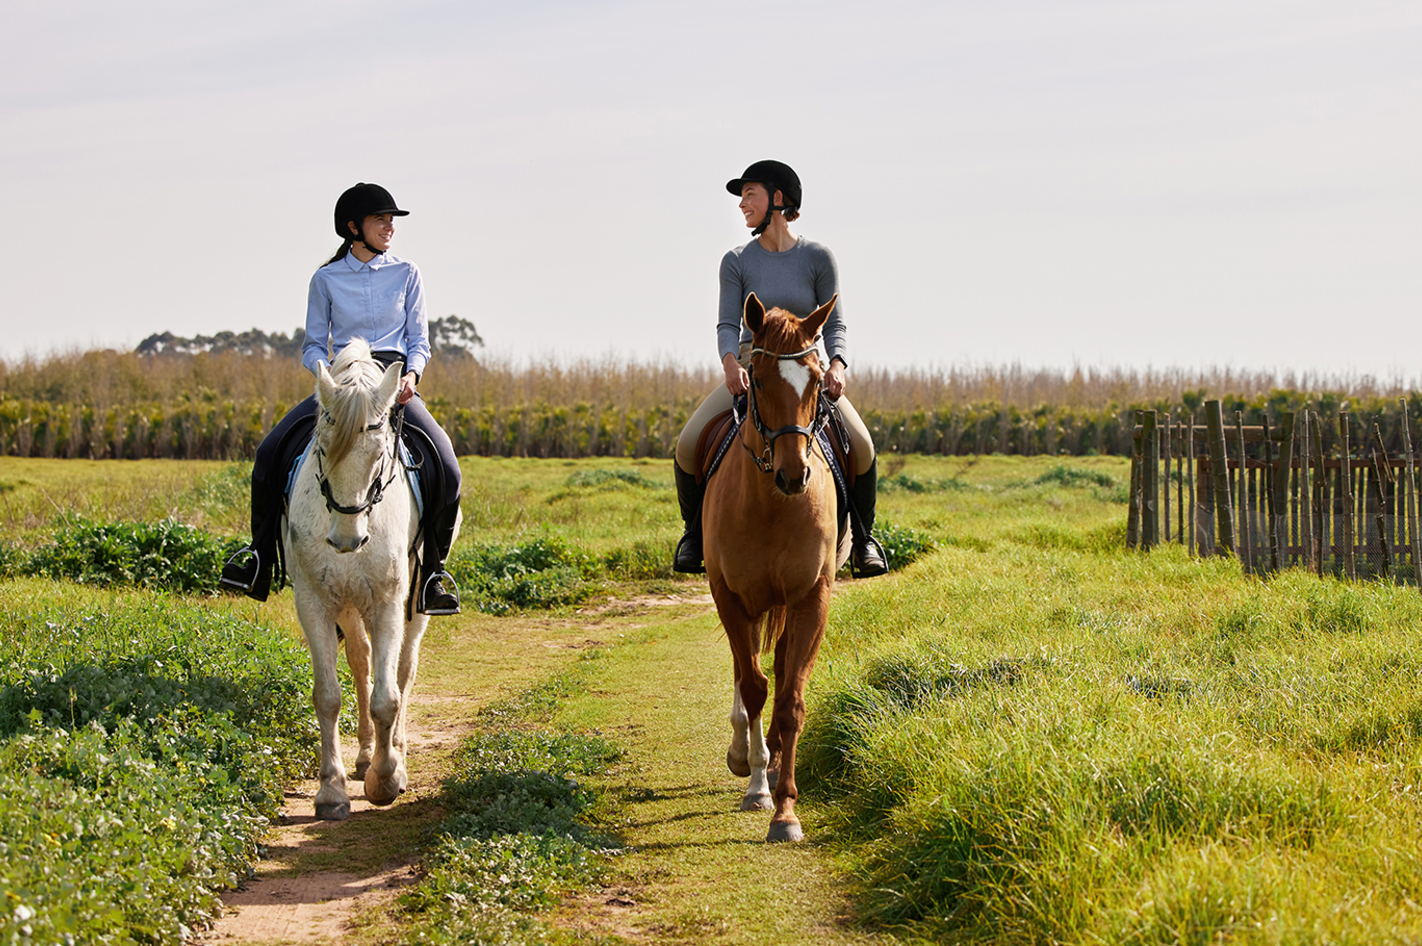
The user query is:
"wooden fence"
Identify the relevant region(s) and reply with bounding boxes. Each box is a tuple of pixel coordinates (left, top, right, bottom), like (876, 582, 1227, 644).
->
(1128, 398, 1422, 583)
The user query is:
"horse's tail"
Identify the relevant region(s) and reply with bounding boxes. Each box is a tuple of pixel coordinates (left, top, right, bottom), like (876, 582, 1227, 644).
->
(758, 605, 788, 657)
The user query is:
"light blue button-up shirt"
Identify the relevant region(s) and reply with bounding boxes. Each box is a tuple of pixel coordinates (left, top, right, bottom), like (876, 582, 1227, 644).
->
(303, 251, 431, 379)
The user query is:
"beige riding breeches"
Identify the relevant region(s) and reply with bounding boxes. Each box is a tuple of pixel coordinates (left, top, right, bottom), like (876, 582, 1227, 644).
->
(674, 355, 875, 476)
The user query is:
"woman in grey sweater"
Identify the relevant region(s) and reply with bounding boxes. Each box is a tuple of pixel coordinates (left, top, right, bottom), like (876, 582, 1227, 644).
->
(672, 160, 887, 577)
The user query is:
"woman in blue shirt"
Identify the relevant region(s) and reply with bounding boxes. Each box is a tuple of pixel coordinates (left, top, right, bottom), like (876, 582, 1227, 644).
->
(221, 182, 462, 614)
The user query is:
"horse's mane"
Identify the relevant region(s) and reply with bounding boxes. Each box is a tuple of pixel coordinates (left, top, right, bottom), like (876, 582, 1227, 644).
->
(322, 339, 387, 465)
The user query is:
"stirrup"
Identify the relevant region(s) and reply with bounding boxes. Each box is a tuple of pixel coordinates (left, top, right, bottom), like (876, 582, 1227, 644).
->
(219, 547, 260, 593)
(419, 571, 461, 616)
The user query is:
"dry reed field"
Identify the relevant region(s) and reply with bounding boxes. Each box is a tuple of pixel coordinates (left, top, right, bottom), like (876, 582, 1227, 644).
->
(3, 346, 1421, 460)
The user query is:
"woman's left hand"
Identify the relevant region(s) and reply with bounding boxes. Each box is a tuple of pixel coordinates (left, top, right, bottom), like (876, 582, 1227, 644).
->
(398, 372, 418, 405)
(824, 359, 846, 400)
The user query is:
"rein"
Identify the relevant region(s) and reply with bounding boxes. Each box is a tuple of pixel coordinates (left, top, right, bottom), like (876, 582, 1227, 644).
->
(739, 334, 832, 474)
(314, 404, 405, 516)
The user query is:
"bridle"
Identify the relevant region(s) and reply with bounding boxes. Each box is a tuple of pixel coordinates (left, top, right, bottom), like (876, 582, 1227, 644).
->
(313, 403, 405, 516)
(738, 335, 832, 474)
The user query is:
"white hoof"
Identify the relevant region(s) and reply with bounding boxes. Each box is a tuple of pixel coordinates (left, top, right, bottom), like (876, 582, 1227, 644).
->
(740, 793, 774, 812)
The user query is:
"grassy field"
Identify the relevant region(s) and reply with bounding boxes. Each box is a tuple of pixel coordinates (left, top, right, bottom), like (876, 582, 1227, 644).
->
(7, 452, 1422, 943)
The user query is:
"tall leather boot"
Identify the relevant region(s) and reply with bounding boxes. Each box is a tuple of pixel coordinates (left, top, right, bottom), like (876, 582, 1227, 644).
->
(418, 497, 462, 615)
(220, 476, 276, 600)
(673, 465, 706, 574)
(849, 458, 889, 577)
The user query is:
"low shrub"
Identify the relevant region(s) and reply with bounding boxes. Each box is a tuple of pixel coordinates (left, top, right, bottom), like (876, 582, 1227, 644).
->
(25, 515, 242, 595)
(564, 468, 666, 490)
(874, 520, 937, 571)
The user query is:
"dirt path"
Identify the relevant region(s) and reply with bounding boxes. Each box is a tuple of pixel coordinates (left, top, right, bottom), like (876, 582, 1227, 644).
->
(203, 590, 886, 945)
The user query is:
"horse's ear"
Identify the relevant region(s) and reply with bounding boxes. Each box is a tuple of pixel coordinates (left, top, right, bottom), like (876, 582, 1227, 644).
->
(802, 293, 837, 337)
(743, 292, 766, 333)
(316, 363, 337, 407)
(376, 360, 403, 408)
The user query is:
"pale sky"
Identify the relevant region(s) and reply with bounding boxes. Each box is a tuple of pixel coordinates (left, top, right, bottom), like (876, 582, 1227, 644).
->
(4, 1, 1420, 378)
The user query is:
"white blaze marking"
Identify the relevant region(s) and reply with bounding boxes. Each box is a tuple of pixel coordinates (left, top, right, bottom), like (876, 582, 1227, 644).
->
(776, 358, 813, 398)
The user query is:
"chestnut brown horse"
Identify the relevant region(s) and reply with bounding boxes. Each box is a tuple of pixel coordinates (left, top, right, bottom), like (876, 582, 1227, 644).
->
(703, 291, 850, 843)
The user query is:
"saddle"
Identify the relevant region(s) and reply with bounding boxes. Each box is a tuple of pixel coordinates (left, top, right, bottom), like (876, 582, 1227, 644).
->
(694, 394, 857, 519)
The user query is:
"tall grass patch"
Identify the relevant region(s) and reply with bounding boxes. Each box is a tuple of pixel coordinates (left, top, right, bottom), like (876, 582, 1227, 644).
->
(803, 544, 1422, 942)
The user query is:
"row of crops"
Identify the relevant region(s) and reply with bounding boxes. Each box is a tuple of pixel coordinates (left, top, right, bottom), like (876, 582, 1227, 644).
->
(4, 391, 1422, 460)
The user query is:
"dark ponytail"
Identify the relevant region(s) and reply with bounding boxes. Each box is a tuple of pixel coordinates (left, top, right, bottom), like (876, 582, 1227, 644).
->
(325, 239, 354, 266)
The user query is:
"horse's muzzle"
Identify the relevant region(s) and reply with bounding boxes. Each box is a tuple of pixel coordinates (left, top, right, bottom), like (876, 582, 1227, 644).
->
(775, 465, 811, 496)
(327, 532, 371, 553)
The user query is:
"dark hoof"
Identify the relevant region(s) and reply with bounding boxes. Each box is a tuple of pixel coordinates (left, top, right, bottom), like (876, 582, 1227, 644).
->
(353, 761, 370, 780)
(766, 819, 804, 843)
(726, 749, 751, 778)
(767, 769, 778, 790)
(315, 801, 350, 821)
(740, 793, 774, 812)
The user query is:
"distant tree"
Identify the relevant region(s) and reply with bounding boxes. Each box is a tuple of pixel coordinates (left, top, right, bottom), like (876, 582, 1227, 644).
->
(135, 327, 304, 358)
(428, 315, 483, 361)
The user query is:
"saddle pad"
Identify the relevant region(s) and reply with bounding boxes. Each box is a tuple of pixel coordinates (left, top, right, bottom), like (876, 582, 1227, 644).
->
(285, 439, 423, 520)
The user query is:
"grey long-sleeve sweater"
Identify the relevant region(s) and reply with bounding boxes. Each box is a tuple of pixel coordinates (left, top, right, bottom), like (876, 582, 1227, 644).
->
(717, 236, 849, 366)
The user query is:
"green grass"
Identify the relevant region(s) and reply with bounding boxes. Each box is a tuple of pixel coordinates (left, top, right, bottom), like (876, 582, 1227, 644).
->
(0, 580, 317, 944)
(800, 497, 1422, 942)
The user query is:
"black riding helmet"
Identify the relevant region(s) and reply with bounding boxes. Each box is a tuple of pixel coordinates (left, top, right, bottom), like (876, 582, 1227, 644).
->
(725, 160, 801, 236)
(334, 182, 409, 242)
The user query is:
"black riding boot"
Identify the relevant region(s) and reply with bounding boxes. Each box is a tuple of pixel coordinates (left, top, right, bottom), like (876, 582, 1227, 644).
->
(673, 465, 706, 574)
(849, 458, 889, 577)
(220, 477, 277, 601)
(418, 497, 462, 615)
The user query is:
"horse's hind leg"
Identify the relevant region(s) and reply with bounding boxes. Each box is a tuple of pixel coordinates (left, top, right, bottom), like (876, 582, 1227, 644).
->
(341, 614, 375, 780)
(296, 594, 351, 821)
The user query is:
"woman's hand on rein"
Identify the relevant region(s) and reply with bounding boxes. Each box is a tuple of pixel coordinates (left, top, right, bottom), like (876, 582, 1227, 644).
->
(824, 359, 846, 400)
(722, 353, 749, 396)
(397, 372, 418, 405)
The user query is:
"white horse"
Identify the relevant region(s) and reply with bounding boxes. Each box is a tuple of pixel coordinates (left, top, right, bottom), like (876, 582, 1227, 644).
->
(283, 339, 458, 820)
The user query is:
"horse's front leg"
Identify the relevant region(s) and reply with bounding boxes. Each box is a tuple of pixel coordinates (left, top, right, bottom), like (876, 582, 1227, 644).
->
(341, 614, 375, 781)
(712, 584, 773, 812)
(766, 578, 832, 843)
(295, 592, 350, 821)
(364, 600, 410, 806)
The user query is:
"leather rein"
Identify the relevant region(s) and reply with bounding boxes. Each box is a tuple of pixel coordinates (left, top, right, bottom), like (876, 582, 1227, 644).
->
(313, 403, 406, 516)
(737, 335, 832, 475)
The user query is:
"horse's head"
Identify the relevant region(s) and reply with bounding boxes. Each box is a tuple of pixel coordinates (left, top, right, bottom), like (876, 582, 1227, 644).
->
(314, 339, 403, 552)
(743, 292, 836, 496)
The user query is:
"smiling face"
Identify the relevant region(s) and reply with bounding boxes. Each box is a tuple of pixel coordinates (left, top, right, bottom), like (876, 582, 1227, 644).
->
(348, 213, 395, 253)
(738, 182, 779, 230)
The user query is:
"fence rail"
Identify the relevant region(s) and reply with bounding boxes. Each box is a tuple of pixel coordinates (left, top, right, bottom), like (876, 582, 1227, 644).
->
(1128, 398, 1422, 585)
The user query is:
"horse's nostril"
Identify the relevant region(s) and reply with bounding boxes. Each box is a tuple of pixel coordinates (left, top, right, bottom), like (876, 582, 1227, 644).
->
(774, 470, 788, 493)
(358, 534, 370, 549)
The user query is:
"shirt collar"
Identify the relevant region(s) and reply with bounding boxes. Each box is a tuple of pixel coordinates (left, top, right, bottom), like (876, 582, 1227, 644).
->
(342, 250, 389, 271)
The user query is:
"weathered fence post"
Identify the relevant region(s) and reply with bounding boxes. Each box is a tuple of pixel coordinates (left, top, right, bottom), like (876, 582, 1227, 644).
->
(1402, 399, 1422, 590)
(1127, 411, 1143, 549)
(1313, 413, 1328, 577)
(1372, 423, 1394, 579)
(1187, 416, 1196, 556)
(1205, 400, 1234, 555)
(1299, 410, 1315, 572)
(1142, 410, 1159, 549)
(1163, 412, 1172, 543)
(1236, 411, 1253, 574)
(1272, 413, 1293, 573)
(1342, 412, 1357, 581)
